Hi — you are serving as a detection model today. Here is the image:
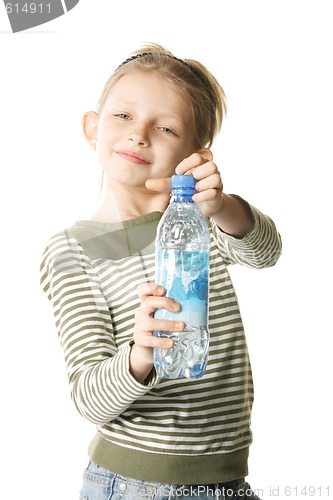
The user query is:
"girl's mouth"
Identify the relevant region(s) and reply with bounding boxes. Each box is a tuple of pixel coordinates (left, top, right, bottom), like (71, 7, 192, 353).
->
(116, 150, 151, 165)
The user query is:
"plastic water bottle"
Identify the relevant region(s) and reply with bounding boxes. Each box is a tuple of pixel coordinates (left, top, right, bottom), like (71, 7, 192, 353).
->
(153, 174, 210, 379)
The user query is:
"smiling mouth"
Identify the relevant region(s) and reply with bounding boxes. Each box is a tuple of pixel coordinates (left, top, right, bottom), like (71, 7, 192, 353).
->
(116, 150, 151, 165)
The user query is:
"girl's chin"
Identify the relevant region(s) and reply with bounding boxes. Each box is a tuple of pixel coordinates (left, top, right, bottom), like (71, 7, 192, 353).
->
(104, 173, 150, 189)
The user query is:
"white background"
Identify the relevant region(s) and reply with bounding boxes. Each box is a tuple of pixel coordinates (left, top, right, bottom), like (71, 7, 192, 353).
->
(1, 1, 332, 499)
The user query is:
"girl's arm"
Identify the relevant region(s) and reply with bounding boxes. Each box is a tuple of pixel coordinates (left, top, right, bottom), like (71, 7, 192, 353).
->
(174, 151, 282, 268)
(209, 192, 254, 239)
(147, 161, 281, 269)
(209, 200, 282, 268)
(40, 232, 173, 424)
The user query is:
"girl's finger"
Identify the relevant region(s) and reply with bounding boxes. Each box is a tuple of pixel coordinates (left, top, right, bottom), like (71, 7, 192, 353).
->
(195, 173, 223, 192)
(145, 177, 172, 192)
(193, 188, 222, 203)
(134, 334, 175, 350)
(140, 296, 181, 316)
(137, 282, 164, 300)
(143, 318, 185, 334)
(175, 152, 210, 175)
(191, 161, 219, 180)
(198, 148, 214, 162)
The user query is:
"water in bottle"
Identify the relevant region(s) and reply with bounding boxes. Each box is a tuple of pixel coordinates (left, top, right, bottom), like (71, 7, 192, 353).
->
(153, 174, 210, 379)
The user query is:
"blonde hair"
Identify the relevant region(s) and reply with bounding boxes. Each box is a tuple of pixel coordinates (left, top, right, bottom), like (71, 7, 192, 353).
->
(96, 43, 227, 149)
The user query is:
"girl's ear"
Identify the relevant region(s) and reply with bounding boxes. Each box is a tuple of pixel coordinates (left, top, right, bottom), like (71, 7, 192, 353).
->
(196, 147, 213, 162)
(82, 111, 99, 149)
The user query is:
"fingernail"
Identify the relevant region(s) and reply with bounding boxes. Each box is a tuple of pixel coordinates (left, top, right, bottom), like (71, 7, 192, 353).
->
(166, 340, 174, 347)
(157, 287, 164, 294)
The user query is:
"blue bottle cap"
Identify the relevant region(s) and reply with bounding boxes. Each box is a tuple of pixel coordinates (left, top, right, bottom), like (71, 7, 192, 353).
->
(171, 174, 196, 189)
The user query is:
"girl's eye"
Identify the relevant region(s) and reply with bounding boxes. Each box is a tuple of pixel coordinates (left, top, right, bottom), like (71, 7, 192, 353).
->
(158, 126, 175, 135)
(114, 113, 130, 120)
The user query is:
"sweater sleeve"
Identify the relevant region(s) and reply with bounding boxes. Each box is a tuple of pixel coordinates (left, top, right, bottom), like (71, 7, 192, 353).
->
(40, 230, 159, 425)
(209, 196, 282, 268)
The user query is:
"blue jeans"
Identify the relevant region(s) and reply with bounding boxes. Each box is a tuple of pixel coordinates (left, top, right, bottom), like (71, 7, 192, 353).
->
(79, 461, 262, 499)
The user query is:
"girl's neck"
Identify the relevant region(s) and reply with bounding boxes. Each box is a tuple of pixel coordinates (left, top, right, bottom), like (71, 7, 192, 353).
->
(90, 181, 170, 223)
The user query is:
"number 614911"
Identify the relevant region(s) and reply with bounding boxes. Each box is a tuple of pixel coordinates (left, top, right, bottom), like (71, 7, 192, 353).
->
(5, 3, 51, 14)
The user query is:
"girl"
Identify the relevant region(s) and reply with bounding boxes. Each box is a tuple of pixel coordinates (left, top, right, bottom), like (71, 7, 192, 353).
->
(40, 43, 281, 499)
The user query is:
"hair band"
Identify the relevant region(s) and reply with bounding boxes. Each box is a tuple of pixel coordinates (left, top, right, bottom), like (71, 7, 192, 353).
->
(115, 52, 213, 101)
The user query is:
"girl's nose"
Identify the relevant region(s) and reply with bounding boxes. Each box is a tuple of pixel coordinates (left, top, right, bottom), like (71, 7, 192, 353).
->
(128, 124, 150, 147)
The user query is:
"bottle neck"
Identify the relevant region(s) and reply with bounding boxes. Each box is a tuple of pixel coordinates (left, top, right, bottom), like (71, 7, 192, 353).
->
(171, 188, 195, 203)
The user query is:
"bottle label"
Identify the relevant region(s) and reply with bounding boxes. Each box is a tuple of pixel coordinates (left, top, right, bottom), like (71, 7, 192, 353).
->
(154, 250, 209, 327)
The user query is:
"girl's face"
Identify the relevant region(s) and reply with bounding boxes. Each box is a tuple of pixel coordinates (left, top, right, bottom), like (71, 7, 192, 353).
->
(94, 70, 198, 188)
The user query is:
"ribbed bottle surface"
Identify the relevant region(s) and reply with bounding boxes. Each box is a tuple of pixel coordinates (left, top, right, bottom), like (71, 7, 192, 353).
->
(153, 175, 210, 379)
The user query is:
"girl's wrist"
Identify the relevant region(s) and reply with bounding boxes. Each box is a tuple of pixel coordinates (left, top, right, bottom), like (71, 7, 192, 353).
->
(129, 342, 154, 384)
(211, 193, 254, 238)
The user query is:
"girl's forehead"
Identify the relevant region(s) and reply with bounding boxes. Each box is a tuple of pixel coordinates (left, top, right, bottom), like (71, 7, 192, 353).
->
(109, 70, 188, 101)
(103, 70, 193, 119)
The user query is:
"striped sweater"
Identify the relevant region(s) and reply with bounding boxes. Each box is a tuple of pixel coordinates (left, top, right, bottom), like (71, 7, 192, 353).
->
(40, 200, 281, 484)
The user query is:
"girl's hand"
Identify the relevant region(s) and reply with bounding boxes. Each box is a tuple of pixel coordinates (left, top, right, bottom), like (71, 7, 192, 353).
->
(129, 282, 184, 383)
(145, 149, 224, 218)
(175, 149, 224, 218)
